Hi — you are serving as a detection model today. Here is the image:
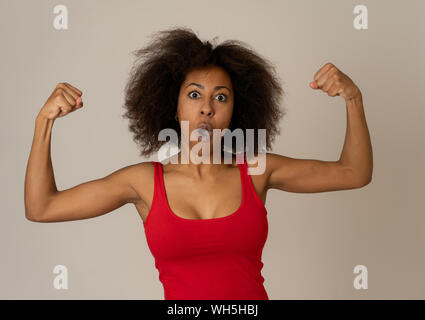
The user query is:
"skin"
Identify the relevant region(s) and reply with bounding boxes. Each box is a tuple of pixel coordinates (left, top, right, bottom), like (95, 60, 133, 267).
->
(24, 63, 373, 223)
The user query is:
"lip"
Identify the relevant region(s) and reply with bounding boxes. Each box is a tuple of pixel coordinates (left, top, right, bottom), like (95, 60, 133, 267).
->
(196, 121, 213, 133)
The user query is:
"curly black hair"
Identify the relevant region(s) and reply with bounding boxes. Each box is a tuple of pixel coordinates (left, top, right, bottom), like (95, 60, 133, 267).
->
(122, 27, 286, 157)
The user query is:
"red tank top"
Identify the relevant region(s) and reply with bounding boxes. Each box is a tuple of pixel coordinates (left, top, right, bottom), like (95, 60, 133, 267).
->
(143, 156, 269, 300)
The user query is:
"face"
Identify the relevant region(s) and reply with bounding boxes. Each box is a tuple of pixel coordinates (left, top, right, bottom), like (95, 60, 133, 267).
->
(176, 65, 234, 147)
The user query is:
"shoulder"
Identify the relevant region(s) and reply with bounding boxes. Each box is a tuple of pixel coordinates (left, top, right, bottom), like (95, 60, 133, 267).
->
(246, 151, 291, 168)
(244, 151, 276, 171)
(114, 161, 155, 180)
(244, 152, 290, 188)
(111, 161, 156, 205)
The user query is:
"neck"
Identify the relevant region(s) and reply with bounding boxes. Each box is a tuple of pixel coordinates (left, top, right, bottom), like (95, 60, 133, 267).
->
(172, 145, 237, 176)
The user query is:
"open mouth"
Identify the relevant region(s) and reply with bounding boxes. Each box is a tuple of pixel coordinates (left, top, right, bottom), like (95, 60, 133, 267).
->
(195, 122, 214, 140)
(196, 122, 213, 134)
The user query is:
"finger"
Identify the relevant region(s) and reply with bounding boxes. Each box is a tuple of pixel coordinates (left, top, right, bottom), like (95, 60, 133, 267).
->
(322, 78, 335, 93)
(57, 94, 73, 115)
(75, 96, 83, 108)
(58, 83, 81, 101)
(313, 63, 334, 83)
(61, 90, 78, 109)
(310, 81, 319, 89)
(328, 84, 341, 97)
(58, 105, 72, 117)
(63, 82, 83, 96)
(316, 66, 337, 89)
(322, 69, 338, 92)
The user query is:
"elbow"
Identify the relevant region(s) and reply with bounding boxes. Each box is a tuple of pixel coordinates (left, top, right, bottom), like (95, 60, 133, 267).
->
(25, 205, 48, 222)
(25, 202, 38, 221)
(25, 212, 40, 222)
(25, 201, 39, 222)
(357, 178, 372, 188)
(353, 173, 373, 188)
(25, 210, 43, 222)
(341, 164, 373, 189)
(26, 216, 42, 222)
(24, 196, 52, 222)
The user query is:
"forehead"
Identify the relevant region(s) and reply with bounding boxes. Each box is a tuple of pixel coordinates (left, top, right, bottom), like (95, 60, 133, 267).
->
(184, 65, 232, 86)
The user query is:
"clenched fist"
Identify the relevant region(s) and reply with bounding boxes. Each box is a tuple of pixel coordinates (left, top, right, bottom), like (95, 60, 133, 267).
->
(309, 63, 361, 101)
(38, 82, 83, 120)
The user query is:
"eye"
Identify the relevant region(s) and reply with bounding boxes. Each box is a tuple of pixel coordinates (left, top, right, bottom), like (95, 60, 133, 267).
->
(188, 91, 228, 102)
(216, 93, 227, 102)
(188, 91, 200, 99)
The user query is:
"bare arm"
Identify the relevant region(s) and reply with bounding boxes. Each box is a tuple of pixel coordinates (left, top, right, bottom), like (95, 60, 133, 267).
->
(24, 83, 141, 222)
(265, 153, 361, 193)
(337, 92, 373, 184)
(265, 63, 373, 193)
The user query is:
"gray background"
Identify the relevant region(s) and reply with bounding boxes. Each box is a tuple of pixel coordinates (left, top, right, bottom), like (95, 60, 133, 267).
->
(1, 0, 424, 299)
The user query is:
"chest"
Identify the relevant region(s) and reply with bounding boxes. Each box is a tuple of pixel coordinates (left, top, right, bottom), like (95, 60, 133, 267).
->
(135, 166, 268, 223)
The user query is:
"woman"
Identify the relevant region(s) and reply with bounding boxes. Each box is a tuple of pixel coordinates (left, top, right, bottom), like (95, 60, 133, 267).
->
(24, 27, 373, 300)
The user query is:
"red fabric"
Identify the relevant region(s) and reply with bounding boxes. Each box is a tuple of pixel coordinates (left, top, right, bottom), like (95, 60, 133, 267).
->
(143, 156, 269, 300)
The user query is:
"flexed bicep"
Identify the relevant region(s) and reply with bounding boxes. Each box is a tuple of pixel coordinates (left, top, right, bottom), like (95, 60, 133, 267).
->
(265, 153, 363, 193)
(28, 165, 141, 223)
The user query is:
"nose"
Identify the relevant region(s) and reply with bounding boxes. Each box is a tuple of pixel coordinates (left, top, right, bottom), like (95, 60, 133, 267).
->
(200, 99, 214, 118)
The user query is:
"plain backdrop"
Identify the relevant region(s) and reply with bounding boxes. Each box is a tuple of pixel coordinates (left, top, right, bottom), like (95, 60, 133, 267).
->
(1, 0, 424, 299)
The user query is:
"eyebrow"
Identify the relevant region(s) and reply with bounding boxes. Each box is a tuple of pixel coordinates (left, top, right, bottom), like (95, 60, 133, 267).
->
(185, 82, 232, 93)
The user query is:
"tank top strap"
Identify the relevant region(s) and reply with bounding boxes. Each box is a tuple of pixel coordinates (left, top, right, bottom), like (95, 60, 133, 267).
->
(237, 153, 252, 203)
(153, 158, 264, 213)
(238, 153, 266, 210)
(238, 153, 249, 192)
(153, 161, 167, 204)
